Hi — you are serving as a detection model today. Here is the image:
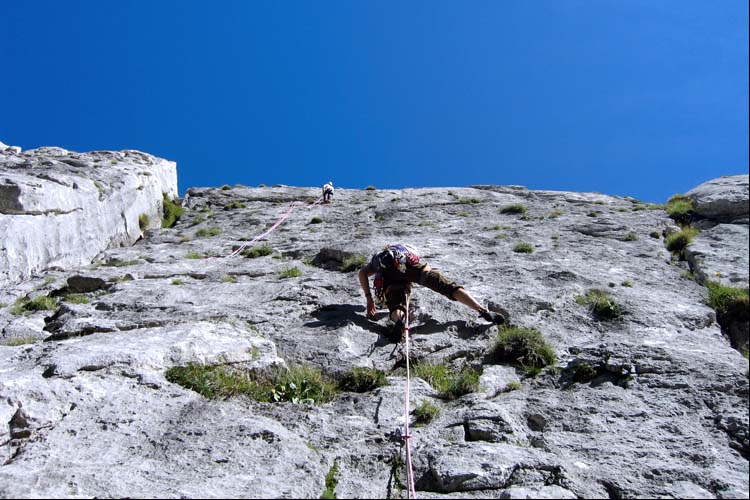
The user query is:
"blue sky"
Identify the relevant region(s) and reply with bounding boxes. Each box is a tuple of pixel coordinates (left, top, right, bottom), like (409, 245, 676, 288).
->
(1, 1, 747, 203)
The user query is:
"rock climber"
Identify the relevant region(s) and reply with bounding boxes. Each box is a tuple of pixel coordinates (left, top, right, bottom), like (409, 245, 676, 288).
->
(358, 243, 508, 341)
(322, 182, 334, 204)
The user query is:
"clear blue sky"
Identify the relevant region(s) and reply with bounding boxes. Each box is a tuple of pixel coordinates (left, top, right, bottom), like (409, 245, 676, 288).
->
(1, 1, 747, 203)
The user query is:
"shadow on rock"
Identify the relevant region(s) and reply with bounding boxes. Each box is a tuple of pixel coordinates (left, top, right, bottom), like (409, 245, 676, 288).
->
(305, 303, 384, 335)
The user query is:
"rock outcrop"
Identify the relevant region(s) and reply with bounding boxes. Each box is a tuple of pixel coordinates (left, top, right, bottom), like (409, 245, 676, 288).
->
(0, 145, 177, 286)
(0, 160, 747, 498)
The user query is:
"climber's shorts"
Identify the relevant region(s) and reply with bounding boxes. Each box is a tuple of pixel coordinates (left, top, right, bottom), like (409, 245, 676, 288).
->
(383, 264, 463, 314)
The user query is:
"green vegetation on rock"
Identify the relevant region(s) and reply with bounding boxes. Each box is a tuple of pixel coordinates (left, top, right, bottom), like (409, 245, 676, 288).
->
(162, 194, 184, 228)
(491, 326, 557, 374)
(414, 362, 479, 400)
(576, 289, 623, 320)
(337, 367, 388, 392)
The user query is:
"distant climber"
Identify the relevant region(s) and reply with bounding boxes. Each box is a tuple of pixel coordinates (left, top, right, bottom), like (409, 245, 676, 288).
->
(358, 243, 508, 341)
(322, 182, 334, 204)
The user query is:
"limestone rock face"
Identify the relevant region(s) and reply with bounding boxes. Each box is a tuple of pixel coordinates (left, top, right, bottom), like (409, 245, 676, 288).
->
(0, 173, 747, 498)
(687, 174, 749, 224)
(0, 146, 177, 286)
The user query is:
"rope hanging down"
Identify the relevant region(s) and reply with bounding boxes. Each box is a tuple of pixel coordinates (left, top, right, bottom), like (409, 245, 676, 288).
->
(402, 293, 418, 499)
(223, 196, 323, 258)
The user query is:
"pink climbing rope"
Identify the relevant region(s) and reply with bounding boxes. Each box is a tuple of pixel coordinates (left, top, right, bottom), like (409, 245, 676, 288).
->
(402, 293, 418, 499)
(224, 196, 323, 258)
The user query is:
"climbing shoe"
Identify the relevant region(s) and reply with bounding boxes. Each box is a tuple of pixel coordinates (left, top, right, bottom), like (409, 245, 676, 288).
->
(481, 310, 507, 325)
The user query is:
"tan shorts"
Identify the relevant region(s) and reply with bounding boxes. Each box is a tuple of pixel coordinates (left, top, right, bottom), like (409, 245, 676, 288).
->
(384, 264, 462, 314)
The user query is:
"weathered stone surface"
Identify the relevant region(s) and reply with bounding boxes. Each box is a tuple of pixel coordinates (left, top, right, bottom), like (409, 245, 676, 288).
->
(687, 174, 749, 223)
(686, 224, 749, 287)
(0, 147, 177, 285)
(0, 174, 747, 498)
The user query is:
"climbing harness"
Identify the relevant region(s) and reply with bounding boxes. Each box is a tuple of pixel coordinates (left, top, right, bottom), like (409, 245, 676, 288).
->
(223, 196, 323, 258)
(401, 291, 418, 499)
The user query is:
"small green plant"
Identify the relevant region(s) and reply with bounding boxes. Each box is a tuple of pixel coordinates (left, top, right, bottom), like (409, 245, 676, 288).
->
(548, 210, 564, 218)
(171, 279, 185, 285)
(576, 289, 623, 320)
(279, 267, 302, 279)
(621, 232, 638, 241)
(665, 227, 699, 256)
(310, 216, 323, 224)
(513, 242, 534, 254)
(418, 221, 435, 227)
(412, 400, 440, 426)
(665, 194, 694, 223)
(10, 296, 58, 315)
(241, 244, 273, 258)
(337, 367, 388, 392)
(649, 231, 661, 239)
(504, 381, 522, 392)
(220, 275, 237, 283)
(271, 364, 336, 404)
(321, 460, 340, 499)
(365, 185, 376, 190)
(191, 215, 206, 226)
(340, 255, 367, 272)
(179, 236, 192, 243)
(138, 213, 149, 231)
(706, 281, 749, 319)
(457, 197, 482, 204)
(1, 336, 38, 346)
(196, 226, 222, 238)
(572, 361, 598, 383)
(414, 362, 480, 400)
(166, 363, 335, 404)
(500, 204, 526, 215)
(184, 251, 205, 259)
(162, 194, 184, 228)
(63, 294, 90, 304)
(587, 211, 601, 218)
(491, 326, 557, 374)
(221, 184, 232, 190)
(224, 201, 246, 210)
(621, 280, 633, 288)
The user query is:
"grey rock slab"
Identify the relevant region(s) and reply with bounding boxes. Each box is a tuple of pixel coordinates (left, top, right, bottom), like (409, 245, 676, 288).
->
(0, 147, 177, 285)
(687, 174, 749, 223)
(686, 223, 749, 287)
(1, 177, 748, 498)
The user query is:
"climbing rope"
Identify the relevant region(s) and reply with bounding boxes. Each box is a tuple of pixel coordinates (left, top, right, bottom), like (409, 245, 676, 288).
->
(402, 292, 418, 499)
(223, 196, 323, 258)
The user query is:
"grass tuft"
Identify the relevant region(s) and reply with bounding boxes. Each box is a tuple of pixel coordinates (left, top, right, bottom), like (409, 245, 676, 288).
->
(10, 296, 58, 315)
(166, 363, 336, 404)
(310, 216, 323, 224)
(665, 227, 699, 256)
(196, 226, 221, 238)
(162, 194, 184, 228)
(138, 213, 149, 231)
(412, 400, 440, 426)
(576, 289, 623, 320)
(491, 326, 557, 374)
(706, 281, 749, 319)
(321, 460, 340, 499)
(513, 242, 534, 253)
(241, 244, 273, 258)
(665, 194, 694, 223)
(500, 204, 526, 215)
(337, 367, 388, 392)
(414, 362, 479, 400)
(340, 255, 368, 272)
(63, 294, 90, 304)
(279, 267, 302, 279)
